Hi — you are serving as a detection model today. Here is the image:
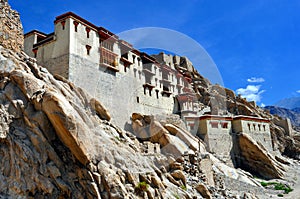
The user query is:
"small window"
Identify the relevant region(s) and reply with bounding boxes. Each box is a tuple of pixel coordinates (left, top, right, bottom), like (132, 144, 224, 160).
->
(86, 27, 91, 38)
(61, 21, 66, 30)
(136, 97, 139, 103)
(221, 122, 228, 129)
(144, 87, 146, 95)
(253, 124, 256, 131)
(32, 49, 38, 58)
(210, 121, 218, 128)
(156, 90, 159, 99)
(258, 124, 261, 131)
(86, 45, 91, 55)
(73, 21, 79, 32)
(132, 55, 136, 63)
(263, 125, 266, 131)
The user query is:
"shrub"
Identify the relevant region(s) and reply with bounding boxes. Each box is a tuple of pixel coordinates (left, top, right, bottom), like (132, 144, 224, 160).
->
(134, 181, 149, 195)
(180, 185, 187, 191)
(261, 181, 293, 194)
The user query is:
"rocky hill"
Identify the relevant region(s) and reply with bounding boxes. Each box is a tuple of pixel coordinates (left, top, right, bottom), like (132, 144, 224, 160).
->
(1, 0, 300, 198)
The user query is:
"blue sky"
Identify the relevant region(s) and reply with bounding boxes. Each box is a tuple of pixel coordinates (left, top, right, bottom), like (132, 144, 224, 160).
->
(10, 0, 300, 106)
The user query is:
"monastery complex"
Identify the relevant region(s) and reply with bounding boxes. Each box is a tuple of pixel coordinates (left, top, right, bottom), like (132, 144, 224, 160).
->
(24, 12, 280, 157)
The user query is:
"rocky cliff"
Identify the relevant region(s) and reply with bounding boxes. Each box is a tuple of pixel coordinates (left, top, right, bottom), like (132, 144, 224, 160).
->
(1, 1, 300, 198)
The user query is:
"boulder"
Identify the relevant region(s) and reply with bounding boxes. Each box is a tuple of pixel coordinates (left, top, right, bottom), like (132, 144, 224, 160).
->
(90, 98, 111, 121)
(195, 183, 212, 199)
(237, 133, 286, 179)
(171, 170, 186, 185)
(164, 123, 201, 151)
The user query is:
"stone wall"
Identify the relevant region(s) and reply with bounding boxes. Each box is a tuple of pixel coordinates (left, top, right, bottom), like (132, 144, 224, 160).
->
(0, 0, 23, 52)
(232, 118, 273, 152)
(273, 117, 293, 136)
(197, 117, 233, 159)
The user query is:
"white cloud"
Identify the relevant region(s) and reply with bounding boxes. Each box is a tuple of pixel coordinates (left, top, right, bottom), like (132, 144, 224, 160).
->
(297, 90, 300, 94)
(247, 77, 265, 83)
(236, 85, 266, 102)
(260, 103, 266, 108)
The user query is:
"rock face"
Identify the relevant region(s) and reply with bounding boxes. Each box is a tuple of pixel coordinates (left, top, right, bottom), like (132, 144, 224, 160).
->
(0, 0, 23, 53)
(237, 133, 285, 179)
(1, 45, 189, 198)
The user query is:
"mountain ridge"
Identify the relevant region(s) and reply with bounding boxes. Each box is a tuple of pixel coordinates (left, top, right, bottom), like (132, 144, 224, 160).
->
(274, 97, 300, 109)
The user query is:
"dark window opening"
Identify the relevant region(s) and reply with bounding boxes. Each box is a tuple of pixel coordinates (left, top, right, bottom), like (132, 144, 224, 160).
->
(86, 27, 91, 38)
(258, 124, 261, 131)
(263, 125, 266, 131)
(144, 87, 146, 95)
(248, 123, 251, 131)
(132, 55, 136, 63)
(32, 49, 38, 58)
(86, 45, 91, 55)
(210, 121, 218, 128)
(136, 97, 139, 103)
(221, 122, 228, 129)
(61, 21, 66, 30)
(253, 124, 256, 131)
(73, 21, 79, 32)
(156, 90, 159, 99)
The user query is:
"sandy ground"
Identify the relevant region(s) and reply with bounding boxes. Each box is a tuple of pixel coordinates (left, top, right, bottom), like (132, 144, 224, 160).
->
(261, 159, 300, 199)
(281, 160, 300, 199)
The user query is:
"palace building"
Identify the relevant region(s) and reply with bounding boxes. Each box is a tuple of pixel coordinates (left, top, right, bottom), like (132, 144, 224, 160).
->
(24, 12, 273, 158)
(24, 12, 204, 130)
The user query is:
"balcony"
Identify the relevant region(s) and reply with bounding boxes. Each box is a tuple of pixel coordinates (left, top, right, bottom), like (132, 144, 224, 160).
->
(100, 47, 119, 72)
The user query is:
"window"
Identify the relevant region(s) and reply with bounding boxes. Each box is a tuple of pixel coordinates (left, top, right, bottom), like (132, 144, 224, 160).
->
(101, 40, 113, 51)
(210, 121, 218, 128)
(32, 49, 38, 58)
(156, 90, 159, 99)
(137, 58, 141, 66)
(136, 97, 139, 103)
(258, 124, 261, 131)
(253, 124, 256, 131)
(132, 55, 136, 63)
(73, 21, 79, 32)
(248, 123, 251, 131)
(86, 45, 91, 55)
(61, 21, 66, 30)
(221, 122, 228, 129)
(263, 125, 266, 131)
(86, 27, 91, 38)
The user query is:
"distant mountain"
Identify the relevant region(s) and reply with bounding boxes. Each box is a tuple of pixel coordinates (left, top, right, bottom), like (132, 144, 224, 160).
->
(265, 106, 300, 127)
(274, 97, 300, 109)
(292, 107, 300, 113)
